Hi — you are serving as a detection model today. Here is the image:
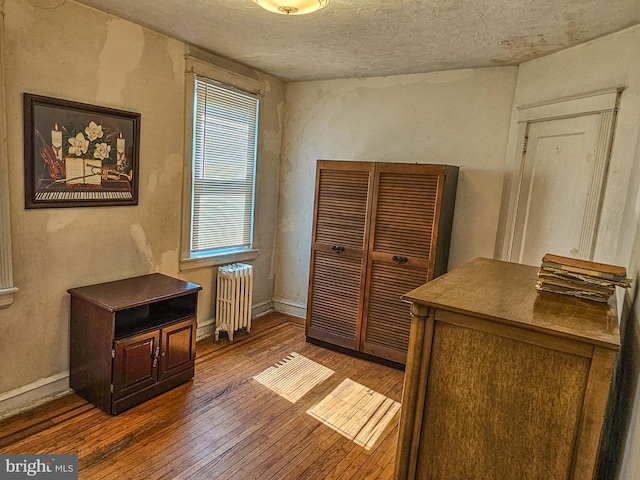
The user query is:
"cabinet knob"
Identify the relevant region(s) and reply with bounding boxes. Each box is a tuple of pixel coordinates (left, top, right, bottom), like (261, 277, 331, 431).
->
(331, 245, 345, 253)
(392, 255, 408, 264)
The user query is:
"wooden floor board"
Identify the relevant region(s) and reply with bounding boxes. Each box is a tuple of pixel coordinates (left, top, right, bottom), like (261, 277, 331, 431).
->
(0, 312, 404, 479)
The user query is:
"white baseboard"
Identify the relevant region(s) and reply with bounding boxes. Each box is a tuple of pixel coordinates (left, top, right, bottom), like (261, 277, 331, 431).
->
(1, 300, 299, 419)
(272, 297, 307, 319)
(196, 318, 217, 340)
(252, 299, 274, 317)
(196, 299, 275, 340)
(0, 371, 71, 420)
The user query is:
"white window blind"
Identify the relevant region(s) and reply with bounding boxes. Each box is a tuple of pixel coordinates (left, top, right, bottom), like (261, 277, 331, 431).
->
(191, 76, 259, 256)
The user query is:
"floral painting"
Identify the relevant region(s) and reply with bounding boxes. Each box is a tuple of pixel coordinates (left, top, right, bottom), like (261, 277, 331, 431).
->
(24, 93, 140, 208)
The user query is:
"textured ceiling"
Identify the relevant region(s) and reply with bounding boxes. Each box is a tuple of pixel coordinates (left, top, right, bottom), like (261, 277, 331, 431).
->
(74, 0, 640, 81)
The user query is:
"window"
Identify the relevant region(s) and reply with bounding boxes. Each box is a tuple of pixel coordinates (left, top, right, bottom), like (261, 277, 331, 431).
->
(182, 73, 259, 267)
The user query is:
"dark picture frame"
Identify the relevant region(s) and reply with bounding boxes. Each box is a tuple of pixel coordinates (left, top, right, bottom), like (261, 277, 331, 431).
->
(23, 93, 140, 208)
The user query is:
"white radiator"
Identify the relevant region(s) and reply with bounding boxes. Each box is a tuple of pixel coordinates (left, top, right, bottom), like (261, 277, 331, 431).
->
(214, 263, 254, 342)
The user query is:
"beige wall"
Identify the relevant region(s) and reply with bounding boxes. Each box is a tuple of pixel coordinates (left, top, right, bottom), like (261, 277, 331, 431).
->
(506, 25, 640, 479)
(273, 68, 518, 315)
(0, 0, 283, 413)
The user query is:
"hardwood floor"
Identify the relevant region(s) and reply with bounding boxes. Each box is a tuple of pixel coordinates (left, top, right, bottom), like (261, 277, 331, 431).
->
(0, 313, 405, 479)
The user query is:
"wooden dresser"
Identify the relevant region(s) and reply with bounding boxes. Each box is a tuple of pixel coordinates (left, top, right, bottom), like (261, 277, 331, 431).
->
(395, 257, 620, 480)
(306, 160, 458, 364)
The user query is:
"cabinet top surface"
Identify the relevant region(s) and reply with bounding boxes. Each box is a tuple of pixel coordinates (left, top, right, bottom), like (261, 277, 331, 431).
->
(403, 257, 620, 349)
(67, 273, 202, 312)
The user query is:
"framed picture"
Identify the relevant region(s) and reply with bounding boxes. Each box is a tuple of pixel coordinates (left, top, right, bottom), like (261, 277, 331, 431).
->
(23, 93, 141, 208)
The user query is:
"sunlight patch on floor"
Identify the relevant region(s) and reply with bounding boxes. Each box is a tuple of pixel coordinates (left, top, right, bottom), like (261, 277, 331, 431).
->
(252, 352, 335, 403)
(307, 378, 401, 450)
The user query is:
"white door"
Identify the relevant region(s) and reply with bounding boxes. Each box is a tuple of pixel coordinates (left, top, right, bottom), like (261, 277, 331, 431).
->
(502, 89, 620, 266)
(511, 114, 603, 265)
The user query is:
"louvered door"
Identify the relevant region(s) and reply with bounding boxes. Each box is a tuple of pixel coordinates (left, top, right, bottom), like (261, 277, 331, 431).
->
(360, 164, 447, 363)
(306, 161, 374, 350)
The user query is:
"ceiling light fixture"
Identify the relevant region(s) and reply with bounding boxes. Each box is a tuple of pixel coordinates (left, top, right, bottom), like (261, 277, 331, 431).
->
(252, 0, 329, 15)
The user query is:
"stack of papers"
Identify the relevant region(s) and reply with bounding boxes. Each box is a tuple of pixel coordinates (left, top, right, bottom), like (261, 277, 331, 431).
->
(536, 253, 631, 303)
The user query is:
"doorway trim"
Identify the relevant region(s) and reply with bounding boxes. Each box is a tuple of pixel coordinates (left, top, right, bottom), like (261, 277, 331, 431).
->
(497, 88, 622, 263)
(0, 6, 17, 308)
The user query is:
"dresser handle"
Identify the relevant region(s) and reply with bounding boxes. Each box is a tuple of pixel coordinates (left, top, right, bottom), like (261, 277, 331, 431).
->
(331, 245, 345, 253)
(392, 255, 408, 264)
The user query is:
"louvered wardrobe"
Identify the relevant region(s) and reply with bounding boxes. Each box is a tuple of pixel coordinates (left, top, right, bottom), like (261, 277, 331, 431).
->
(305, 160, 459, 365)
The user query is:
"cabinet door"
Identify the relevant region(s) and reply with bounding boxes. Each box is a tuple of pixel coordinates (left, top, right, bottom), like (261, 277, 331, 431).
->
(159, 317, 196, 380)
(112, 330, 160, 400)
(306, 161, 374, 350)
(361, 164, 445, 363)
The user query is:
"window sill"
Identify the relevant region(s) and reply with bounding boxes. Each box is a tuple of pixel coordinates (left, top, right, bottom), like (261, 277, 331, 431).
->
(0, 287, 18, 308)
(179, 249, 259, 271)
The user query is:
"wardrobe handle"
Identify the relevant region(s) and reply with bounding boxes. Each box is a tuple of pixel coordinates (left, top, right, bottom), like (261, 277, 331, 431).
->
(392, 255, 408, 264)
(331, 245, 345, 253)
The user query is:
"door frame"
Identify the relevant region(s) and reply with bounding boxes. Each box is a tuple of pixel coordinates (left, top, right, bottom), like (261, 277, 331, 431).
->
(496, 88, 622, 263)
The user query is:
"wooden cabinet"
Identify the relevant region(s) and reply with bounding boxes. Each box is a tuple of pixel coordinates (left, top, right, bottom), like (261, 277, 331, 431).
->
(69, 273, 202, 414)
(395, 258, 620, 480)
(306, 160, 458, 364)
